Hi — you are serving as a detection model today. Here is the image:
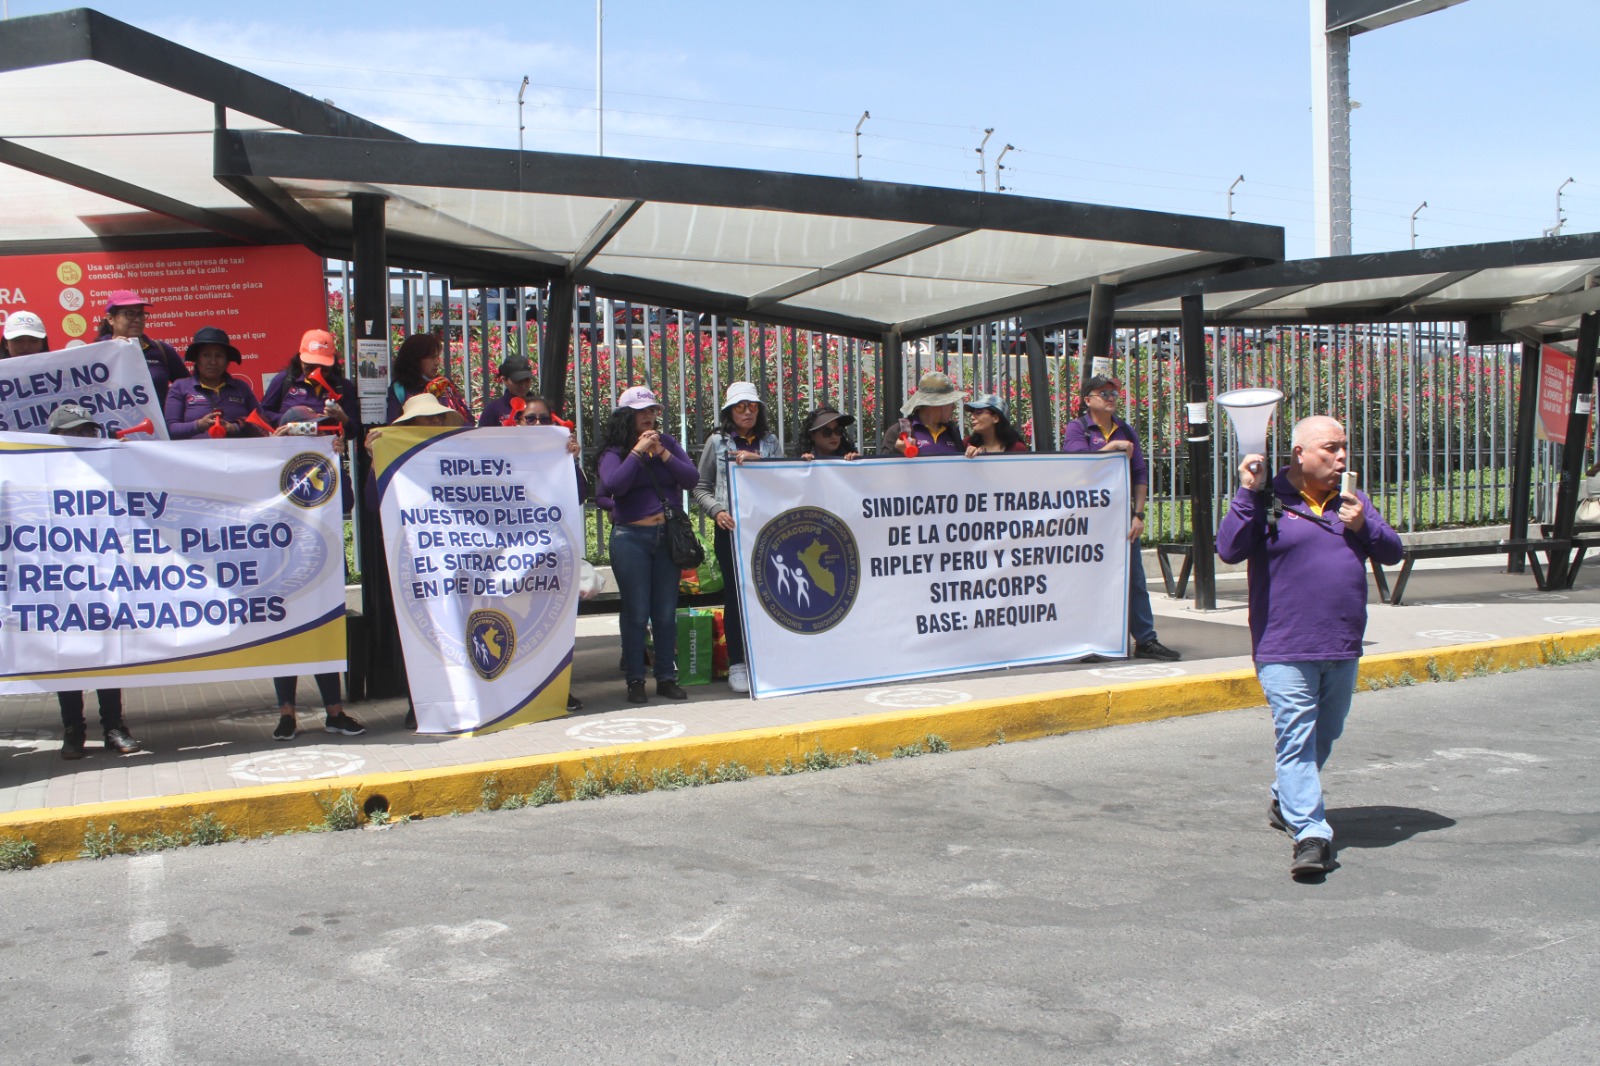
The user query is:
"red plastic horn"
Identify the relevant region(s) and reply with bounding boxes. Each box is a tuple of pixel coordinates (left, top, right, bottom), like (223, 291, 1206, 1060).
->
(317, 419, 344, 436)
(551, 413, 575, 430)
(502, 395, 527, 427)
(207, 419, 227, 439)
(899, 432, 919, 458)
(244, 409, 274, 436)
(307, 367, 336, 398)
(114, 418, 154, 440)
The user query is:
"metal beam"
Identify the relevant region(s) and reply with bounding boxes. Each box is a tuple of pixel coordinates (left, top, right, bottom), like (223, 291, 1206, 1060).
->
(213, 174, 340, 257)
(1083, 283, 1117, 385)
(1372, 269, 1479, 316)
(1506, 341, 1541, 572)
(578, 269, 889, 341)
(1546, 313, 1600, 588)
(0, 137, 279, 244)
(568, 199, 642, 275)
(217, 130, 1285, 261)
(1180, 293, 1216, 610)
(748, 225, 973, 309)
(1023, 328, 1056, 453)
(541, 283, 576, 414)
(1212, 284, 1318, 319)
(1499, 285, 1600, 334)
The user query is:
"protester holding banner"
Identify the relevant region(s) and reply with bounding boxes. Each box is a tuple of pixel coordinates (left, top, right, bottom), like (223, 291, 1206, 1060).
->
(1061, 374, 1180, 662)
(794, 406, 860, 461)
(597, 386, 698, 704)
(479, 356, 536, 427)
(518, 394, 587, 712)
(693, 382, 782, 694)
(878, 371, 966, 456)
(163, 328, 266, 439)
(3, 310, 49, 357)
(45, 402, 142, 758)
(963, 394, 1029, 455)
(99, 290, 187, 406)
(260, 329, 359, 433)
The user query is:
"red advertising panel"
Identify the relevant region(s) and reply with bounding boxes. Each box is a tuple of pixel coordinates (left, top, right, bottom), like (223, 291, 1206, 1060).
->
(0, 245, 326, 395)
(1538, 345, 1575, 445)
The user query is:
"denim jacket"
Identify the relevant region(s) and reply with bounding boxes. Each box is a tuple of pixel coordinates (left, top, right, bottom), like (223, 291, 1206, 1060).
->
(692, 430, 781, 518)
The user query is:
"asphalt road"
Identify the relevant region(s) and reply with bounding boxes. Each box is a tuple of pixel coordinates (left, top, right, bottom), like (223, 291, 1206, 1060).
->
(4, 663, 1597, 1065)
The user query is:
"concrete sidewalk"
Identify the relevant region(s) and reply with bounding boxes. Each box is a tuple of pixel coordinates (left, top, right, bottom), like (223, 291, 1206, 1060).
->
(3, 557, 1599, 862)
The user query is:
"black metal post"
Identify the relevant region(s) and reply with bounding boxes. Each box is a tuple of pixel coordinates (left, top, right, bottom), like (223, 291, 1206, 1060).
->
(1023, 327, 1056, 452)
(1083, 282, 1116, 387)
(349, 193, 407, 701)
(1180, 294, 1216, 610)
(1546, 313, 1599, 588)
(1506, 341, 1541, 573)
(541, 282, 575, 415)
(881, 330, 904, 440)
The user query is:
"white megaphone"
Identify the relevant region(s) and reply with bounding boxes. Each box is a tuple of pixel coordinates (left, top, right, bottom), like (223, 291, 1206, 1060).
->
(1216, 387, 1284, 478)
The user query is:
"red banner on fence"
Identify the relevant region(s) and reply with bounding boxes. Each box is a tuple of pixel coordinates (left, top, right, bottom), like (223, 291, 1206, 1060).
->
(1537, 346, 1575, 444)
(0, 246, 325, 396)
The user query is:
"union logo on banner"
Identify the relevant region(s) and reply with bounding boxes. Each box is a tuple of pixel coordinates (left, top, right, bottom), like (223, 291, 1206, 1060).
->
(280, 452, 338, 508)
(750, 506, 861, 634)
(466, 609, 516, 680)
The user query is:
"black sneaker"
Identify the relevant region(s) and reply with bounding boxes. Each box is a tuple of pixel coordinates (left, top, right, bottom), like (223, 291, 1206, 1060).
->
(566, 694, 584, 712)
(1134, 639, 1182, 662)
(103, 727, 142, 755)
(1290, 837, 1334, 875)
(61, 725, 86, 760)
(324, 713, 367, 736)
(1268, 798, 1289, 834)
(656, 680, 689, 701)
(273, 715, 297, 741)
(626, 680, 648, 704)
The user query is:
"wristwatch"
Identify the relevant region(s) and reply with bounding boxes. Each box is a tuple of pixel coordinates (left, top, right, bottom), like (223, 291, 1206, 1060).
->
(1131, 510, 1145, 520)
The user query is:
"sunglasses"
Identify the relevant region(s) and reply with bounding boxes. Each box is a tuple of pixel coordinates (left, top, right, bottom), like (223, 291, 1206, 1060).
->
(521, 412, 553, 425)
(813, 425, 843, 436)
(730, 401, 760, 413)
(1090, 389, 1120, 401)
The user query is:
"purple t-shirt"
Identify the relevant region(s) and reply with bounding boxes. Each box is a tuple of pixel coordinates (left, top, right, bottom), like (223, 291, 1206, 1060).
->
(163, 376, 262, 439)
(1215, 473, 1404, 662)
(1061, 414, 1148, 487)
(597, 433, 699, 523)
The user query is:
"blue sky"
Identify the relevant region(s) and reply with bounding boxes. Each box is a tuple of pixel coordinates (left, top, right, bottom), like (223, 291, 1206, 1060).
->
(10, 0, 1598, 257)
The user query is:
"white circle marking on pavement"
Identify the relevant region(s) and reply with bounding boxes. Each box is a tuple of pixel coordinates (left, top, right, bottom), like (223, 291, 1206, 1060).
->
(1501, 591, 1569, 601)
(1087, 664, 1187, 680)
(1543, 615, 1600, 627)
(228, 748, 367, 783)
(1414, 629, 1500, 643)
(564, 717, 687, 744)
(862, 686, 972, 709)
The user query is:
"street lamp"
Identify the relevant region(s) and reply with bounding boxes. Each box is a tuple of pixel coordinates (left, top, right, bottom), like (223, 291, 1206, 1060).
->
(1410, 200, 1427, 249)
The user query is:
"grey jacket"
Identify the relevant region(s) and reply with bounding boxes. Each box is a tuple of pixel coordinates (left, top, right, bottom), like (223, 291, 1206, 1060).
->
(693, 431, 782, 518)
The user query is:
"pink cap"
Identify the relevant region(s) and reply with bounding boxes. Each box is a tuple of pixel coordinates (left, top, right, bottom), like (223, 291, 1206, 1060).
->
(617, 385, 661, 410)
(104, 290, 149, 314)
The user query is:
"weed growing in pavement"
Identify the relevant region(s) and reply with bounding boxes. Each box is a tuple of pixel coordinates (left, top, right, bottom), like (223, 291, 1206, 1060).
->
(995, 729, 1007, 745)
(479, 776, 504, 812)
(649, 761, 753, 790)
(524, 771, 564, 806)
(1542, 640, 1600, 666)
(312, 789, 362, 832)
(80, 821, 127, 859)
(0, 836, 39, 871)
(572, 758, 647, 801)
(926, 734, 951, 754)
(892, 741, 926, 759)
(1425, 658, 1441, 682)
(132, 829, 188, 854)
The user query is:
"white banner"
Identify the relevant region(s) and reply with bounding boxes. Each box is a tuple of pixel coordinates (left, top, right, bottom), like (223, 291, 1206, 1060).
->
(0, 338, 170, 439)
(730, 454, 1131, 698)
(374, 427, 581, 735)
(0, 434, 345, 692)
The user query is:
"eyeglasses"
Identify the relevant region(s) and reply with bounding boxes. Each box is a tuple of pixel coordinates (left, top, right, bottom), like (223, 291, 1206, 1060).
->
(113, 306, 146, 317)
(521, 413, 553, 425)
(1091, 389, 1120, 401)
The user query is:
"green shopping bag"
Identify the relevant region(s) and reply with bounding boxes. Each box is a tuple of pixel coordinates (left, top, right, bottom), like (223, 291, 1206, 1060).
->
(675, 607, 716, 686)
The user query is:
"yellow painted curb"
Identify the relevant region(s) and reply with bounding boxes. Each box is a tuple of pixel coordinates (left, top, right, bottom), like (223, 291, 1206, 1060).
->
(4, 627, 1599, 868)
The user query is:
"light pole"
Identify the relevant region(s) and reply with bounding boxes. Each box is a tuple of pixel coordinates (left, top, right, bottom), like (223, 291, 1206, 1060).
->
(1227, 174, 1245, 220)
(995, 144, 1015, 192)
(1410, 200, 1427, 248)
(1547, 177, 1574, 237)
(517, 76, 529, 154)
(595, 0, 604, 156)
(975, 128, 994, 192)
(854, 111, 870, 179)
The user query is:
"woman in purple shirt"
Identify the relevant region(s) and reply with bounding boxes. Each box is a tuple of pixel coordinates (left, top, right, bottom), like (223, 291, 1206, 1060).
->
(596, 385, 699, 704)
(163, 327, 265, 439)
(878, 371, 966, 456)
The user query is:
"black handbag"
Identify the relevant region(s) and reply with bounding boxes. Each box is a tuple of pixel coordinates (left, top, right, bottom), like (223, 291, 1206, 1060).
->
(642, 460, 706, 569)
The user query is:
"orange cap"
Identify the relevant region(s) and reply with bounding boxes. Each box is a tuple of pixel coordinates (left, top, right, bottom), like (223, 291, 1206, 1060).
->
(298, 329, 337, 366)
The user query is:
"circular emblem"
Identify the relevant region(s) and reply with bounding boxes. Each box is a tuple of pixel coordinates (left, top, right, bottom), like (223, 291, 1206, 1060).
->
(61, 313, 86, 338)
(58, 287, 84, 311)
(56, 261, 82, 285)
(466, 609, 516, 680)
(280, 452, 338, 508)
(750, 506, 859, 634)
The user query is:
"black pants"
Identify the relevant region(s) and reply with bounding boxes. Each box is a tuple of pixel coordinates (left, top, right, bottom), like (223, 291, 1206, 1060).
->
(58, 690, 124, 731)
(713, 525, 746, 666)
(273, 673, 343, 710)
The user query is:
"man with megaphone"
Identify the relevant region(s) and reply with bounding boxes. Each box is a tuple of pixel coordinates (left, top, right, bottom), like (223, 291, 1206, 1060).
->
(1216, 415, 1403, 879)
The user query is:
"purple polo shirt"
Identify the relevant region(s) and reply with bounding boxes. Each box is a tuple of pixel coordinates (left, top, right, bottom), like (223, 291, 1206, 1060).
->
(163, 375, 262, 439)
(1215, 472, 1404, 662)
(597, 433, 699, 523)
(1061, 414, 1148, 487)
(877, 418, 963, 457)
(479, 391, 523, 427)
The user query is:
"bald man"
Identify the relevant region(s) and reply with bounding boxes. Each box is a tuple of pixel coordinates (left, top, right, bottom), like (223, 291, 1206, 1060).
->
(1216, 415, 1403, 878)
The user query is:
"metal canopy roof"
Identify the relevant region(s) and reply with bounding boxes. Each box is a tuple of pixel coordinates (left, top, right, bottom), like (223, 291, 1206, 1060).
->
(2, 8, 1286, 342)
(0, 8, 404, 253)
(1018, 232, 1600, 342)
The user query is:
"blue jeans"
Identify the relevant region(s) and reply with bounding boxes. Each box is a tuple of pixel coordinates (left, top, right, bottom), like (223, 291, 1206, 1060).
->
(1129, 546, 1157, 645)
(610, 523, 679, 683)
(1257, 659, 1359, 843)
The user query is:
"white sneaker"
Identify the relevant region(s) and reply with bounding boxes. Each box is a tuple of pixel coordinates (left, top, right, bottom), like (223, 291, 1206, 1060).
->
(727, 663, 750, 693)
